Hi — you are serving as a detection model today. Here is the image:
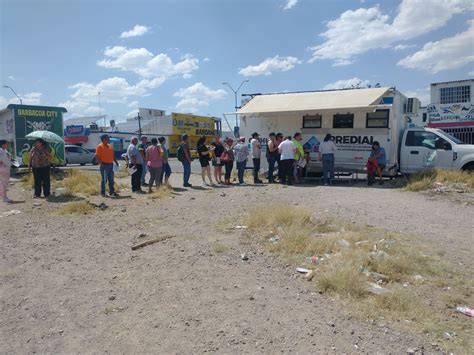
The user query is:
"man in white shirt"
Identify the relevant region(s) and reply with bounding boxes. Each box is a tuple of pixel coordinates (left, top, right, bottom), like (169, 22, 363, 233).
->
(250, 132, 263, 184)
(278, 136, 296, 185)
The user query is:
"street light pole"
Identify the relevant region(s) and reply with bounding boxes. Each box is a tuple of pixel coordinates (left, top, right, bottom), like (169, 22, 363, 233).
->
(2, 85, 23, 105)
(222, 80, 249, 129)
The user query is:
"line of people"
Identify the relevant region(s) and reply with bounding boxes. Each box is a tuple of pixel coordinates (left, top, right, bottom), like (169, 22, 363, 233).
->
(177, 132, 309, 187)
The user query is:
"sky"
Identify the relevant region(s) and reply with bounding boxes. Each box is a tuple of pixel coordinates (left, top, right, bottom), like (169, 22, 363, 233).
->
(1, 0, 473, 127)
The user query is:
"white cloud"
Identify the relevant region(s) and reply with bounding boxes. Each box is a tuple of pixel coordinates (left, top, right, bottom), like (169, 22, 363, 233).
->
(323, 77, 370, 90)
(403, 87, 430, 106)
(0, 92, 42, 107)
(398, 20, 474, 73)
(97, 46, 199, 79)
(239, 55, 301, 76)
(127, 110, 139, 118)
(127, 100, 139, 108)
(308, 0, 473, 65)
(203, 57, 210, 62)
(392, 44, 415, 51)
(173, 82, 226, 113)
(60, 77, 156, 117)
(7, 75, 16, 81)
(120, 25, 150, 39)
(283, 0, 298, 10)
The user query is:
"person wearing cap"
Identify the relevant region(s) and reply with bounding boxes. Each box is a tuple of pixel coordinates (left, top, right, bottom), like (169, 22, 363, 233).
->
(95, 134, 119, 197)
(180, 134, 193, 187)
(234, 137, 249, 185)
(250, 132, 263, 184)
(127, 136, 145, 193)
(138, 136, 149, 186)
(222, 137, 235, 185)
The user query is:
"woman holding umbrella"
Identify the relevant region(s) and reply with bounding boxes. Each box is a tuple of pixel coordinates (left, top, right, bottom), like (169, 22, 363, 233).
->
(29, 139, 52, 198)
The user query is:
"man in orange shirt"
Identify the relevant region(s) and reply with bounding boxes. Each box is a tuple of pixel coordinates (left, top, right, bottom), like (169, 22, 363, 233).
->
(95, 134, 119, 197)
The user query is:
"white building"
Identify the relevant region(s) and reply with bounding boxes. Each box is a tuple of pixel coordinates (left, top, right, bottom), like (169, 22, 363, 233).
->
(426, 79, 474, 144)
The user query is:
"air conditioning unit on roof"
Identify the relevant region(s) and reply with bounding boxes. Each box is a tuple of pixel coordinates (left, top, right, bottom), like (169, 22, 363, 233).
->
(405, 97, 420, 114)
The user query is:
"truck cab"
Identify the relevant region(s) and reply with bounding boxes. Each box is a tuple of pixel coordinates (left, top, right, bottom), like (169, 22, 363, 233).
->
(399, 127, 474, 173)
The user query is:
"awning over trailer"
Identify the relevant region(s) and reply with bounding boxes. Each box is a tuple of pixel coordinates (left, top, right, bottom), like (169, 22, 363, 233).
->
(236, 87, 391, 115)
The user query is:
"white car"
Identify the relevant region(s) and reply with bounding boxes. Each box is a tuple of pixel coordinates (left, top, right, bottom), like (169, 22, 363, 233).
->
(65, 145, 98, 165)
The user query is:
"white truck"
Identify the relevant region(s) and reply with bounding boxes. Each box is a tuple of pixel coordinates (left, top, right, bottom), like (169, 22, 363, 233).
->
(236, 87, 474, 175)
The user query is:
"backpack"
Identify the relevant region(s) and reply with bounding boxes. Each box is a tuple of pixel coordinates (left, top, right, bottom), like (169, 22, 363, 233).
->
(177, 144, 184, 162)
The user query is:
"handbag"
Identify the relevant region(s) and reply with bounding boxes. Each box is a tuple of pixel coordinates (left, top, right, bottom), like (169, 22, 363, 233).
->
(220, 151, 231, 163)
(297, 158, 307, 168)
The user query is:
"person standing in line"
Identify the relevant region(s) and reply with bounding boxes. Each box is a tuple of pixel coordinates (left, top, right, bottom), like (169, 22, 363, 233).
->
(318, 134, 337, 186)
(250, 132, 263, 184)
(95, 134, 119, 197)
(275, 132, 284, 182)
(278, 136, 296, 185)
(234, 137, 249, 185)
(145, 137, 163, 193)
(180, 134, 193, 188)
(158, 136, 171, 185)
(29, 139, 51, 198)
(127, 136, 145, 193)
(292, 132, 305, 184)
(266, 132, 278, 183)
(197, 136, 214, 186)
(211, 135, 224, 184)
(138, 136, 149, 187)
(222, 137, 235, 185)
(0, 140, 13, 203)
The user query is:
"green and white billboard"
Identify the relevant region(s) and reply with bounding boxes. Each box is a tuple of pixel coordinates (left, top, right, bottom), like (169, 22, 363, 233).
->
(7, 104, 67, 165)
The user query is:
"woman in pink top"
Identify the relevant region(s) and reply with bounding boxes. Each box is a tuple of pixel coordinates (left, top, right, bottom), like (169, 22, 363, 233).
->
(145, 137, 163, 192)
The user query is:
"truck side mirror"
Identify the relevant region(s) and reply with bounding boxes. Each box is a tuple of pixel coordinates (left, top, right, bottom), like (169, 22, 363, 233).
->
(443, 142, 452, 151)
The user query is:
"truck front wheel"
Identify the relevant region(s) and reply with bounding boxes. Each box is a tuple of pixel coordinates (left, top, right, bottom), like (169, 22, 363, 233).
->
(462, 162, 474, 172)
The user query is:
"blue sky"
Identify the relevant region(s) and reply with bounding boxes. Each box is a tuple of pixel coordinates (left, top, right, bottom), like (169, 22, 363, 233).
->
(1, 0, 473, 124)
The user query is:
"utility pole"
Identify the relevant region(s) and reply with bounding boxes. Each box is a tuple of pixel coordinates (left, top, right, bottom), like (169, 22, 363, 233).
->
(137, 111, 142, 138)
(98, 92, 104, 130)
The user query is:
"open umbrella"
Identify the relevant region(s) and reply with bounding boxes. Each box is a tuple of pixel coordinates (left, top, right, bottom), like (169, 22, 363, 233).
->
(25, 130, 64, 144)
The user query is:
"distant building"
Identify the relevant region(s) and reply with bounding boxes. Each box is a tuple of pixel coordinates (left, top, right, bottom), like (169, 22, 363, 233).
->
(426, 79, 474, 144)
(64, 108, 221, 156)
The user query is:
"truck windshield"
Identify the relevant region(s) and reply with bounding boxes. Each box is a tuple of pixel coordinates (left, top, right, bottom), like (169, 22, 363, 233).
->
(435, 130, 465, 144)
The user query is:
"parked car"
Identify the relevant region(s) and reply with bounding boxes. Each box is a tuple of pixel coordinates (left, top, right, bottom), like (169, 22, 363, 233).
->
(65, 145, 98, 165)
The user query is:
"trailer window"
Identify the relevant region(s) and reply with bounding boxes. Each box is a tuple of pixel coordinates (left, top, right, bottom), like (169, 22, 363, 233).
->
(303, 114, 322, 128)
(333, 114, 354, 128)
(366, 109, 389, 128)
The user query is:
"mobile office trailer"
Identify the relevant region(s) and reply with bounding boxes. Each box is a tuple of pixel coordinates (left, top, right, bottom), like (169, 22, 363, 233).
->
(0, 104, 67, 166)
(237, 87, 407, 176)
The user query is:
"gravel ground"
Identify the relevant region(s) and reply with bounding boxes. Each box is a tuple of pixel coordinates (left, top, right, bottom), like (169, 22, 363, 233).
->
(1, 171, 472, 353)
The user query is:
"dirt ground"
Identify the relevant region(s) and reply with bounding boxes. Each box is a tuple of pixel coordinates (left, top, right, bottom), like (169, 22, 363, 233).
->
(1, 171, 473, 353)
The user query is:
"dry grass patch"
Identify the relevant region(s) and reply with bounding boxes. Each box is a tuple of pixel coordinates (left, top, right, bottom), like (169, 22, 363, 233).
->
(57, 201, 96, 215)
(211, 243, 229, 253)
(148, 184, 172, 200)
(245, 205, 474, 352)
(404, 169, 474, 192)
